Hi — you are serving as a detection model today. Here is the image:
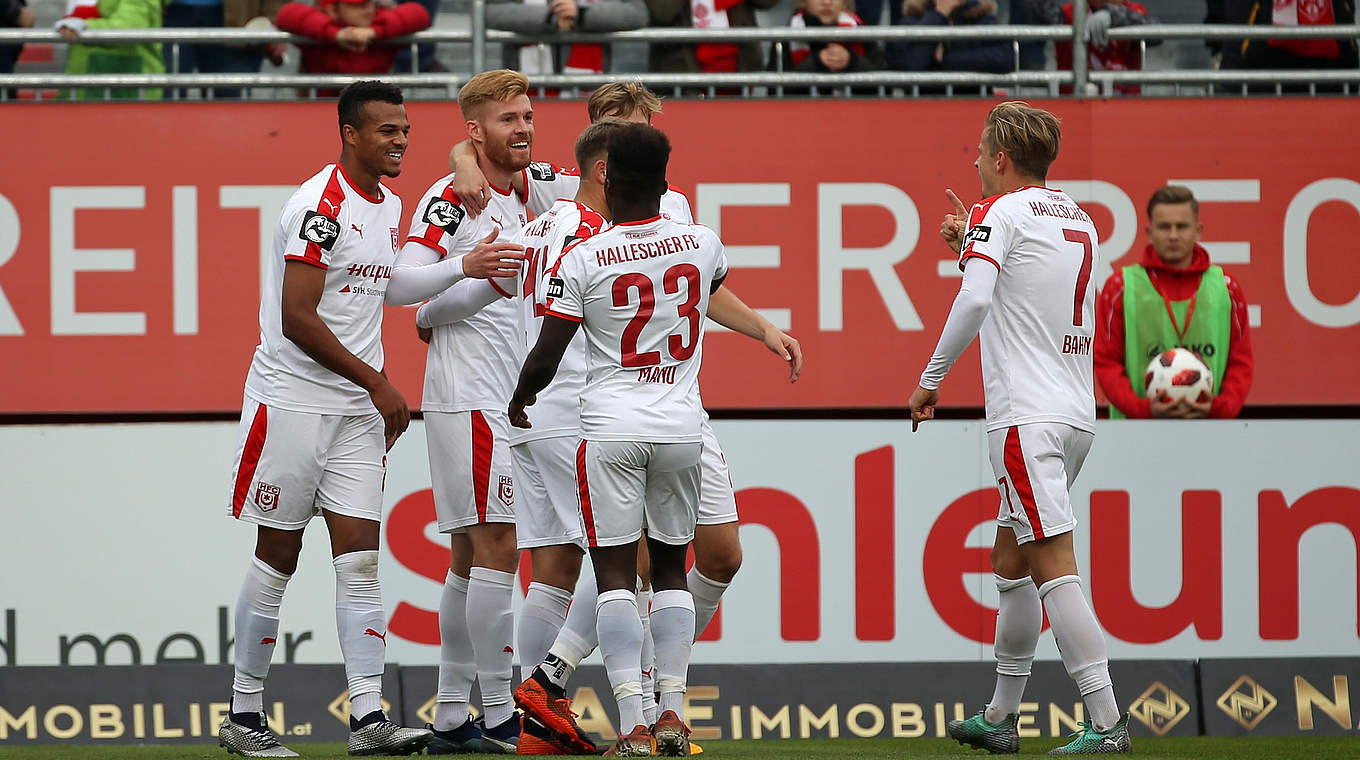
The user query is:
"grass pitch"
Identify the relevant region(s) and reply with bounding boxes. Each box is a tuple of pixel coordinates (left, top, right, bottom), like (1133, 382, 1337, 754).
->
(1, 737, 1354, 759)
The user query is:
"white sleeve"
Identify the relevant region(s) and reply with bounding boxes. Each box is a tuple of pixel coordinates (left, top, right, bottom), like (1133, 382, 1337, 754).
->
(416, 278, 508, 328)
(918, 256, 999, 390)
(546, 251, 585, 321)
(386, 241, 466, 305)
(526, 163, 580, 217)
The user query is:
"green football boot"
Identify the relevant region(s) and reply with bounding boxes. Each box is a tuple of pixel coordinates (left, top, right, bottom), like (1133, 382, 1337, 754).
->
(947, 709, 1020, 754)
(1048, 713, 1132, 754)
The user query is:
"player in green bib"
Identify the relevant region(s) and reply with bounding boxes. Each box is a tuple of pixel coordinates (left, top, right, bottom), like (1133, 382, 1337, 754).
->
(1094, 185, 1254, 419)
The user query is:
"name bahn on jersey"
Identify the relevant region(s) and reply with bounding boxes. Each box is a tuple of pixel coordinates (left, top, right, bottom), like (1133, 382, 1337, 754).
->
(595, 233, 701, 267)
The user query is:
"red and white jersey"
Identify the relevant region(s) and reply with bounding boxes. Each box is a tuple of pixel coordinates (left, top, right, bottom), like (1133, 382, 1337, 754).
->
(961, 185, 1098, 433)
(547, 216, 727, 443)
(508, 198, 608, 446)
(244, 164, 402, 415)
(405, 172, 529, 413)
(525, 162, 693, 223)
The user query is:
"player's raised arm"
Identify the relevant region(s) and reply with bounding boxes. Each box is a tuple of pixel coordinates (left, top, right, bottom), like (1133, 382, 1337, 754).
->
(941, 188, 969, 253)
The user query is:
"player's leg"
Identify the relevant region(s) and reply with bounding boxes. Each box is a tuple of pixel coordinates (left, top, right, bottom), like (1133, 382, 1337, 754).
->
(1011, 425, 1129, 753)
(580, 439, 654, 755)
(221, 400, 320, 758)
(424, 412, 489, 753)
(514, 437, 587, 670)
(633, 539, 658, 726)
(643, 443, 703, 757)
(318, 411, 432, 755)
(689, 419, 741, 639)
(459, 410, 521, 750)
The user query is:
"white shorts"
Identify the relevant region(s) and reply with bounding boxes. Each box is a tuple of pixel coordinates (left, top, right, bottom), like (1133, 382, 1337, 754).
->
(577, 440, 702, 548)
(426, 410, 516, 533)
(513, 436, 587, 550)
(227, 397, 386, 530)
(696, 417, 738, 526)
(987, 422, 1093, 545)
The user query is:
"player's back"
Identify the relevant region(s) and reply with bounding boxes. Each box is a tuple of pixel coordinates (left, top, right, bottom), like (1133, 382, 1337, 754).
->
(547, 216, 727, 443)
(962, 186, 1098, 432)
(406, 171, 528, 413)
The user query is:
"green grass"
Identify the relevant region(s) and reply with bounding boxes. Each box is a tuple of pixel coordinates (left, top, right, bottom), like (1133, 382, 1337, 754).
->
(1, 737, 1356, 759)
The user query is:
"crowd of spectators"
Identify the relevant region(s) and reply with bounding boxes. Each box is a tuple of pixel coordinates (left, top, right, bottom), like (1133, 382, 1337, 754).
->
(8, 0, 1358, 97)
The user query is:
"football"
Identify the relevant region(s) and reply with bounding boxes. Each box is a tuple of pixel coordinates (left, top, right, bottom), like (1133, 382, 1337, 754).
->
(1144, 348, 1214, 405)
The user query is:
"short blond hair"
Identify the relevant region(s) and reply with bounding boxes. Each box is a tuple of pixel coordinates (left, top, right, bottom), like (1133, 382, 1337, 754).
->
(587, 81, 663, 123)
(459, 69, 530, 121)
(982, 101, 1062, 180)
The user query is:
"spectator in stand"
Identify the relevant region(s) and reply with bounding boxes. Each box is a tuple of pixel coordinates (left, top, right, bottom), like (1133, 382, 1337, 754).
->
(487, 0, 646, 77)
(778, 0, 880, 74)
(1008, 0, 1045, 69)
(162, 0, 289, 99)
(393, 0, 443, 73)
(1031, 0, 1155, 94)
(2, 0, 35, 91)
(55, 0, 166, 100)
(644, 0, 778, 75)
(853, 0, 901, 28)
(1094, 186, 1254, 419)
(276, 0, 430, 88)
(888, 0, 1013, 74)
(1206, 0, 1357, 92)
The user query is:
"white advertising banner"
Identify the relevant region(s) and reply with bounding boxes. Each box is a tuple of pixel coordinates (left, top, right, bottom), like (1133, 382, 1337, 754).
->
(3, 420, 1357, 668)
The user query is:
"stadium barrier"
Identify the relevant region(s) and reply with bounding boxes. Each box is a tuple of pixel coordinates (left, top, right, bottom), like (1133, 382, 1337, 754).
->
(0, 98, 1356, 412)
(2, 658, 1357, 744)
(3, 22, 1360, 99)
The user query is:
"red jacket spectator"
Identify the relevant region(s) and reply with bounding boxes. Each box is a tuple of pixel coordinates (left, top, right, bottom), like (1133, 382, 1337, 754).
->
(276, 0, 430, 76)
(1051, 0, 1153, 94)
(1094, 243, 1254, 418)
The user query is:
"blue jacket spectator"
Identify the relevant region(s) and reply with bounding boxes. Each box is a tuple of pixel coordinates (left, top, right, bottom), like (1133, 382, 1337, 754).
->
(888, 0, 1013, 73)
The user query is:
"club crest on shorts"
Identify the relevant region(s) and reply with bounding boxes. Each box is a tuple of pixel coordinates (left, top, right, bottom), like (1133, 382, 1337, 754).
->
(256, 481, 281, 512)
(498, 475, 514, 507)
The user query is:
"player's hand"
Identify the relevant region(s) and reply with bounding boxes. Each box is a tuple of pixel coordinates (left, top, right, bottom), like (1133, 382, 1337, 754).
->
(416, 324, 432, 344)
(941, 188, 968, 254)
(450, 154, 489, 217)
(369, 380, 410, 450)
(908, 385, 939, 432)
(508, 395, 536, 428)
(762, 326, 803, 383)
(819, 43, 850, 72)
(463, 228, 526, 279)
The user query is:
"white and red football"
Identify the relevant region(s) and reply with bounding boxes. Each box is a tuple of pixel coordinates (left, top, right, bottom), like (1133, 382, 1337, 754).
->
(1144, 348, 1214, 406)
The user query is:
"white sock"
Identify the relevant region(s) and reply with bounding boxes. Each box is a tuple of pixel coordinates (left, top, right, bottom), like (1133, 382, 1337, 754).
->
(333, 551, 385, 718)
(596, 589, 645, 731)
(435, 572, 475, 731)
(541, 571, 600, 689)
(986, 575, 1041, 724)
(650, 589, 695, 719)
(520, 582, 573, 675)
(637, 588, 657, 725)
(1040, 575, 1120, 731)
(685, 568, 728, 641)
(232, 557, 291, 714)
(468, 566, 516, 728)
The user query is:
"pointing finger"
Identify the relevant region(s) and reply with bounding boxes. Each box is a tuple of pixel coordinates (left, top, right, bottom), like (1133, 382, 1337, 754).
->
(946, 188, 968, 216)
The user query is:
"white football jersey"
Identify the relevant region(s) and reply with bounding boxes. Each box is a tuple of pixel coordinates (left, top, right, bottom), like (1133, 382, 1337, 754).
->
(509, 199, 608, 446)
(405, 172, 529, 413)
(961, 185, 1098, 433)
(244, 164, 402, 415)
(547, 216, 727, 443)
(525, 162, 694, 223)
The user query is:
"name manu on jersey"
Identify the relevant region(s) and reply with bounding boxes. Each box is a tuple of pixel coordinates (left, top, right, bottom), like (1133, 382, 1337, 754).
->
(593, 232, 703, 267)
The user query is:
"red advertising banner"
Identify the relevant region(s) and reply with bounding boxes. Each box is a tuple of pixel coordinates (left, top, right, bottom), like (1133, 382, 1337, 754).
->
(1, 98, 1357, 413)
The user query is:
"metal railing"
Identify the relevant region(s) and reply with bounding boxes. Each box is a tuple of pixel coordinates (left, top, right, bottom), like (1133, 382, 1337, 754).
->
(1, 17, 1358, 100)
